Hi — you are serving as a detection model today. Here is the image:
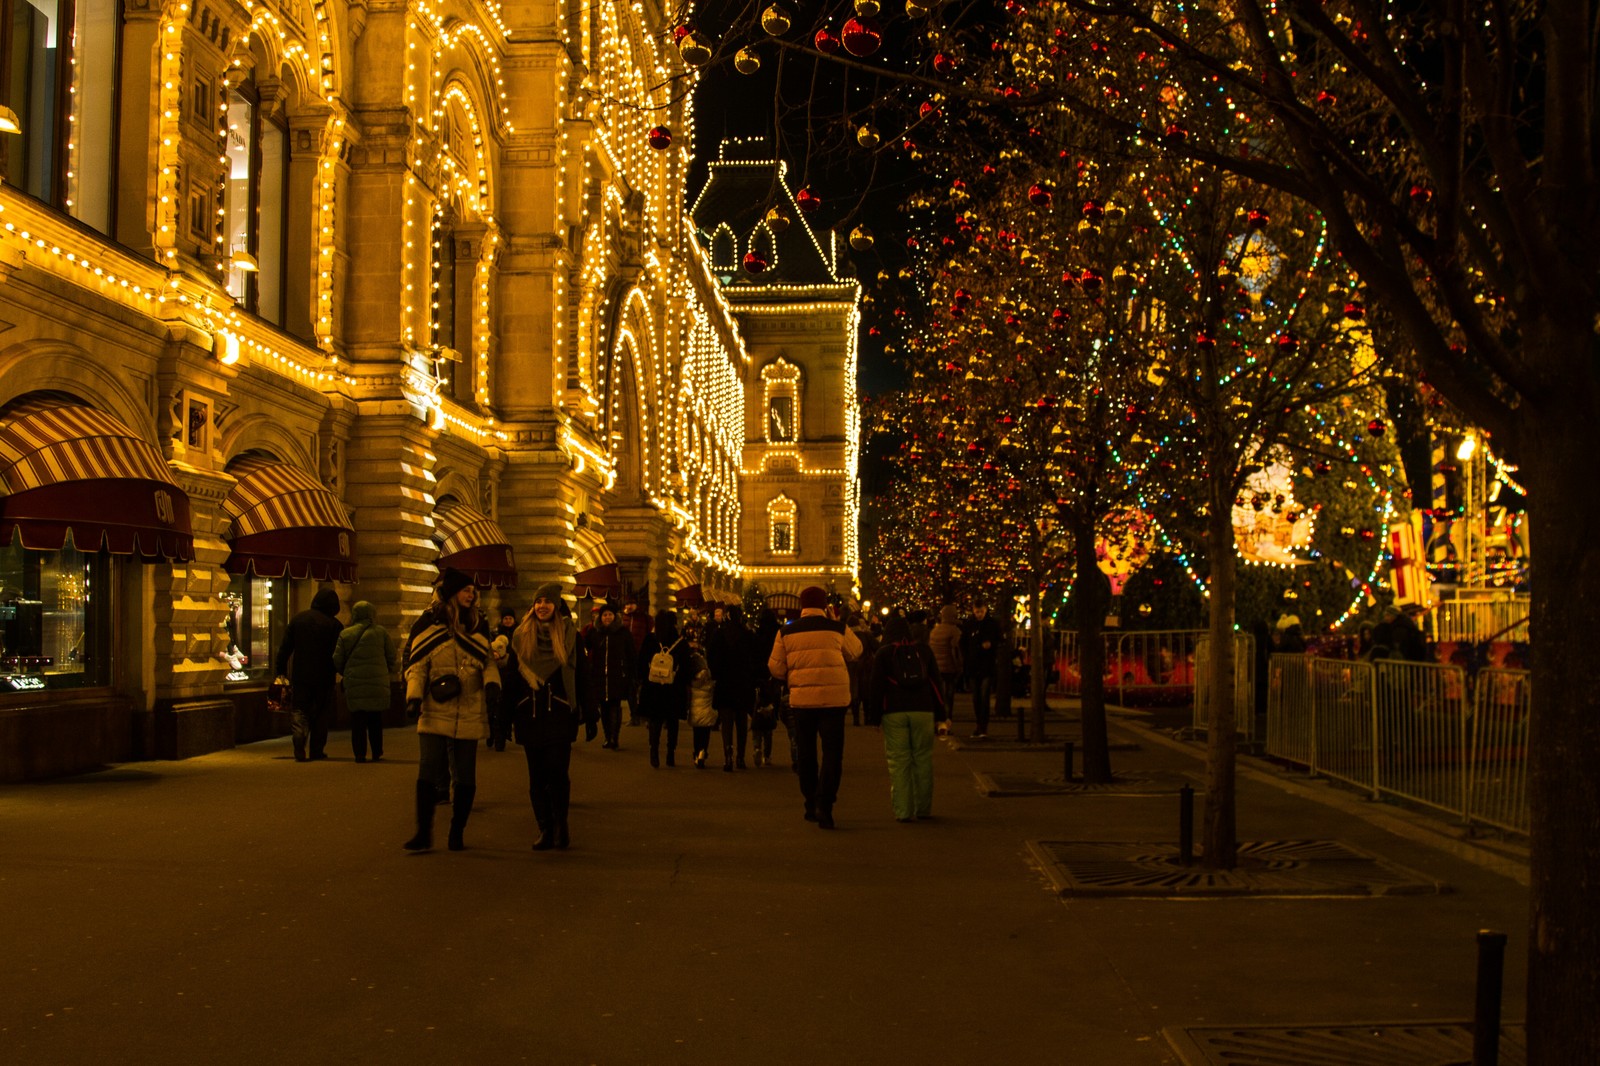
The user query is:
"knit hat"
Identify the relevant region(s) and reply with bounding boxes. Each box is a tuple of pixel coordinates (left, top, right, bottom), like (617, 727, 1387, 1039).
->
(799, 586, 828, 610)
(436, 567, 474, 602)
(595, 600, 617, 619)
(532, 581, 564, 604)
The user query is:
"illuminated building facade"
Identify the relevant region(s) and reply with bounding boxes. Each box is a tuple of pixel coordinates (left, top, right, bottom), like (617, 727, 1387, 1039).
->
(0, 0, 763, 779)
(690, 139, 862, 613)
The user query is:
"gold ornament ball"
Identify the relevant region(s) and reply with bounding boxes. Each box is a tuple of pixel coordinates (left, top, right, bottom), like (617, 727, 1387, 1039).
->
(761, 4, 792, 35)
(856, 124, 881, 149)
(735, 47, 762, 75)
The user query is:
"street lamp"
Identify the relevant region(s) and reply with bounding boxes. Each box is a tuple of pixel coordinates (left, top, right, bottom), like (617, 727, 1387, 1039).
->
(0, 105, 21, 135)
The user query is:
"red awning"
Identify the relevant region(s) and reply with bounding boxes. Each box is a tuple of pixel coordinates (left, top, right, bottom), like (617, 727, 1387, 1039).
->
(674, 583, 705, 608)
(436, 501, 516, 588)
(572, 527, 620, 599)
(0, 397, 194, 560)
(223, 456, 356, 582)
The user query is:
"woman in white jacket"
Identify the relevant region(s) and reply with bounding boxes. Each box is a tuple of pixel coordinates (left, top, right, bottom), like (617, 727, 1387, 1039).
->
(402, 568, 500, 852)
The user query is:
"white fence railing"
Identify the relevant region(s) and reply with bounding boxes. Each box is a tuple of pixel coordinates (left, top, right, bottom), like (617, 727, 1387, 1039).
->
(1263, 654, 1529, 835)
(1431, 592, 1530, 643)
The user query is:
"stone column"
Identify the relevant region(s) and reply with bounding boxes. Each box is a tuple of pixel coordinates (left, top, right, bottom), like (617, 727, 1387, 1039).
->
(344, 412, 441, 638)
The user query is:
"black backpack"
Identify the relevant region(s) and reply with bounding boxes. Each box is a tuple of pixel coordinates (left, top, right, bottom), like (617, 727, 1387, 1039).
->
(889, 642, 927, 688)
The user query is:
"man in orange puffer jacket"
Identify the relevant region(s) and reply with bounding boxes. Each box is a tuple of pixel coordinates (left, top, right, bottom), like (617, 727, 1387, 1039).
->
(768, 586, 863, 829)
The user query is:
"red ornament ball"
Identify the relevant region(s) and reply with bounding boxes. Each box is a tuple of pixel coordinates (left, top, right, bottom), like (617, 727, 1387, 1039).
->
(1343, 300, 1366, 320)
(1366, 418, 1386, 436)
(933, 52, 956, 76)
(814, 28, 840, 54)
(841, 16, 883, 56)
(1028, 184, 1052, 207)
(795, 186, 821, 213)
(742, 251, 768, 274)
(1246, 208, 1270, 231)
(647, 126, 672, 150)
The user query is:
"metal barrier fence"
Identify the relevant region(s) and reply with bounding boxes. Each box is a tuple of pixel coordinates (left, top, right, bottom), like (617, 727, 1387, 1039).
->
(1431, 593, 1530, 643)
(1467, 668, 1531, 834)
(1263, 654, 1530, 835)
(1052, 629, 1203, 704)
(1192, 633, 1257, 742)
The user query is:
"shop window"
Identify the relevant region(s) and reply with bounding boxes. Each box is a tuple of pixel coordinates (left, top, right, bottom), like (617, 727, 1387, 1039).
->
(0, 539, 112, 692)
(221, 572, 288, 682)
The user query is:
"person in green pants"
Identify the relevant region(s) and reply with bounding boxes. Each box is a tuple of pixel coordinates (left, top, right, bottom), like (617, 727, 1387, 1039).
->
(865, 613, 944, 822)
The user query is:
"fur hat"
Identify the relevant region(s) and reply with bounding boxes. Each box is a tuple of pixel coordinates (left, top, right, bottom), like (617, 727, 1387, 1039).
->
(799, 586, 829, 611)
(435, 567, 474, 602)
(531, 581, 564, 604)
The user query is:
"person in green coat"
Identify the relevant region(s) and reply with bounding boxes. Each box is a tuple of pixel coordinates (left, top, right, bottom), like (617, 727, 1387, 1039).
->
(334, 600, 397, 762)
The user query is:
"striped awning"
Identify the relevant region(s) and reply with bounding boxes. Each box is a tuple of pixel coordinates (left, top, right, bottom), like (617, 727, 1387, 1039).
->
(0, 396, 194, 560)
(435, 501, 516, 588)
(673, 583, 705, 608)
(223, 456, 355, 582)
(572, 525, 621, 599)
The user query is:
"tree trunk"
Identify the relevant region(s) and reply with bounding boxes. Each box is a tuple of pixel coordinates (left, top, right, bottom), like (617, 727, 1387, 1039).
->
(1522, 387, 1600, 1064)
(1203, 484, 1238, 870)
(1028, 547, 1049, 743)
(1075, 518, 1113, 783)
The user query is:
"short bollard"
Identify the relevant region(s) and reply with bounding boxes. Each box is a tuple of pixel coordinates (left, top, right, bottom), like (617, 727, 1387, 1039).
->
(1178, 785, 1195, 866)
(1473, 929, 1507, 1066)
(1062, 741, 1074, 782)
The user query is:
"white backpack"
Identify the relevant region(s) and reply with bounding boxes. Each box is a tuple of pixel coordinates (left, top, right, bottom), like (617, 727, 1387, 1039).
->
(648, 637, 683, 685)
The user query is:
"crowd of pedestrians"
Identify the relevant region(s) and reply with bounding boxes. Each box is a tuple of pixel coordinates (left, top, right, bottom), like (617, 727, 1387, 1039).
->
(268, 573, 1011, 850)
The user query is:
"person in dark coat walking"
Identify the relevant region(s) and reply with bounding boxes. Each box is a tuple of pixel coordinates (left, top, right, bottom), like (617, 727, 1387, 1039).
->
(707, 604, 759, 771)
(275, 588, 344, 762)
(622, 597, 653, 725)
(507, 582, 582, 850)
(960, 603, 1004, 736)
(585, 600, 633, 749)
(636, 610, 692, 768)
(751, 608, 784, 767)
(333, 600, 396, 762)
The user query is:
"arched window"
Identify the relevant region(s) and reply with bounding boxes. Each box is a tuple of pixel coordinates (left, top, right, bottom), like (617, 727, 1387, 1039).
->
(768, 495, 796, 555)
(222, 69, 289, 323)
(1, 0, 119, 226)
(710, 224, 737, 273)
(761, 358, 801, 443)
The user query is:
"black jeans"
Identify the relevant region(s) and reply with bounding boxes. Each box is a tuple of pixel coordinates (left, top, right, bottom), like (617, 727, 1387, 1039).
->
(970, 674, 994, 734)
(523, 740, 572, 829)
(418, 734, 477, 825)
(350, 710, 384, 760)
(647, 717, 679, 755)
(691, 725, 715, 759)
(793, 707, 847, 813)
(719, 708, 749, 759)
(291, 685, 334, 758)
(598, 698, 624, 744)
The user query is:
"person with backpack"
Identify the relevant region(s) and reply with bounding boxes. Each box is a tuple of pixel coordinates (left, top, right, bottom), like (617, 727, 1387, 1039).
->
(768, 587, 863, 829)
(333, 600, 396, 762)
(636, 610, 692, 768)
(866, 613, 944, 822)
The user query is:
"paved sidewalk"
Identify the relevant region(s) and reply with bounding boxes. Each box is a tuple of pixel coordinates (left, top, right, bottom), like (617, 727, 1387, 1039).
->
(0, 705, 1527, 1065)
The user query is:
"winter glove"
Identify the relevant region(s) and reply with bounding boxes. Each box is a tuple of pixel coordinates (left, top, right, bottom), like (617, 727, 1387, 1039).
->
(405, 699, 422, 720)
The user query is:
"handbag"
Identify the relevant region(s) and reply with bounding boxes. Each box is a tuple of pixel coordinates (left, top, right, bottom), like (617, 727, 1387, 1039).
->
(267, 676, 293, 714)
(428, 672, 463, 702)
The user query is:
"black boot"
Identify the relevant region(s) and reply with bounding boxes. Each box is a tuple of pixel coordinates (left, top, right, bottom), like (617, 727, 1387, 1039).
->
(448, 785, 475, 851)
(649, 744, 660, 769)
(403, 780, 436, 851)
(554, 819, 570, 850)
(666, 748, 676, 767)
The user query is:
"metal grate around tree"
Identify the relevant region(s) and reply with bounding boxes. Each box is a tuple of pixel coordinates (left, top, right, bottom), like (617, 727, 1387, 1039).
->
(1027, 839, 1448, 898)
(975, 770, 1192, 797)
(1163, 1021, 1525, 1065)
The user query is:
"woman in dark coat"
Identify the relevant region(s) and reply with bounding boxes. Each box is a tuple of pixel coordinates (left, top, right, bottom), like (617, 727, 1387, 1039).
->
(509, 582, 580, 850)
(708, 604, 759, 771)
(585, 600, 634, 749)
(636, 609, 692, 768)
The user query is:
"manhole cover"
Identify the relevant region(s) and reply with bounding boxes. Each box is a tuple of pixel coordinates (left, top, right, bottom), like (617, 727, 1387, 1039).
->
(1027, 840, 1449, 898)
(1165, 1021, 1525, 1065)
(976, 770, 1191, 797)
